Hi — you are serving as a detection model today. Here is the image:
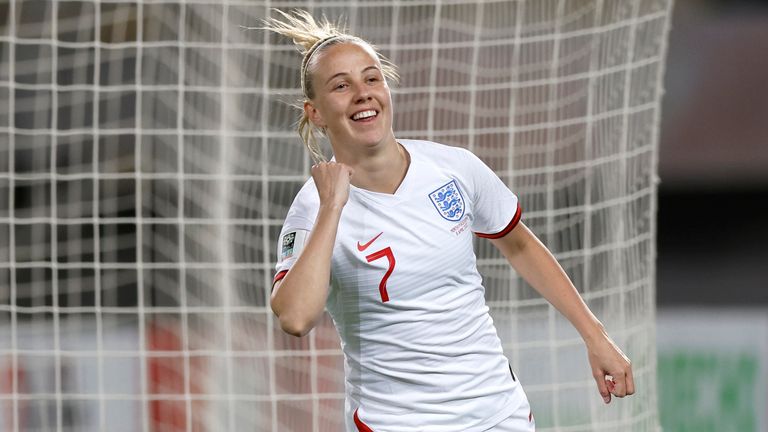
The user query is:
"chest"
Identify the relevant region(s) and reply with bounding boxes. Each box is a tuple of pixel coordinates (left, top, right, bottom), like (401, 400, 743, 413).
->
(329, 177, 478, 304)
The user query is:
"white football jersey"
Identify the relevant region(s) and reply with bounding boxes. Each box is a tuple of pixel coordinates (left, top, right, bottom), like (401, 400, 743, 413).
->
(274, 140, 527, 432)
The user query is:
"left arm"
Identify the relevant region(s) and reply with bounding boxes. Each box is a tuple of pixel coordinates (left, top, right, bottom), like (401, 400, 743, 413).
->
(489, 222, 635, 404)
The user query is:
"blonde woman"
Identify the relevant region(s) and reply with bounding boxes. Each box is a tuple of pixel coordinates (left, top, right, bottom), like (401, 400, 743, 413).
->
(265, 10, 634, 432)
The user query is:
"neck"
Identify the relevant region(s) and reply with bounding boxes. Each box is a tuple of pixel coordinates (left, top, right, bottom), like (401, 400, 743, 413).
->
(336, 138, 409, 194)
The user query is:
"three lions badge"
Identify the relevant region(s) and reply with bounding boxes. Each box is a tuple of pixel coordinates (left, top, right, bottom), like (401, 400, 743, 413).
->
(428, 180, 465, 222)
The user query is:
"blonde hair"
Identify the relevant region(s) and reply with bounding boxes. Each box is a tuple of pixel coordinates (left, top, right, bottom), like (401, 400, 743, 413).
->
(263, 9, 399, 163)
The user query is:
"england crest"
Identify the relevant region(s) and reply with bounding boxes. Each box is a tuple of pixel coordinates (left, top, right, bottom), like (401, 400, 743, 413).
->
(428, 180, 465, 221)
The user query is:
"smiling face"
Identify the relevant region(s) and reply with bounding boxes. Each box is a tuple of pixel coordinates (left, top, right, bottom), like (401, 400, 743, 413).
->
(304, 41, 396, 160)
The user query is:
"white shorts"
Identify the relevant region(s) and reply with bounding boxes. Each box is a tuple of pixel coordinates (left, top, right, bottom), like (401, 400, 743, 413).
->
(483, 397, 535, 432)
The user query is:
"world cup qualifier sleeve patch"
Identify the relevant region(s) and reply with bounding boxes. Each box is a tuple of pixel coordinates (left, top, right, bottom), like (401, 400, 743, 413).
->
(278, 230, 308, 263)
(281, 232, 296, 259)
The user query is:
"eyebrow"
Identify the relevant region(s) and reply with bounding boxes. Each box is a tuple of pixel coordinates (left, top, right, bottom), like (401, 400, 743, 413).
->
(325, 65, 381, 85)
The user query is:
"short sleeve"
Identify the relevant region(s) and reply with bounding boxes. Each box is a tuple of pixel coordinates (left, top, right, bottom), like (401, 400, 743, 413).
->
(273, 182, 319, 286)
(461, 149, 522, 238)
(273, 228, 310, 286)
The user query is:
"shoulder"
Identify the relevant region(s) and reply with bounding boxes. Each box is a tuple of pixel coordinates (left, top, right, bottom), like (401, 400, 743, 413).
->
(294, 176, 319, 201)
(283, 177, 320, 228)
(399, 139, 474, 166)
(400, 139, 505, 199)
(400, 139, 489, 179)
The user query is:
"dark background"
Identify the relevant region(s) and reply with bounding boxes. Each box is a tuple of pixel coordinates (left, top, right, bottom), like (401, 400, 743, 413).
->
(656, 0, 768, 305)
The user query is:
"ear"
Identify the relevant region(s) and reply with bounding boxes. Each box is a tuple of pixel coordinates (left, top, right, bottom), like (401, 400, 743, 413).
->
(304, 101, 326, 129)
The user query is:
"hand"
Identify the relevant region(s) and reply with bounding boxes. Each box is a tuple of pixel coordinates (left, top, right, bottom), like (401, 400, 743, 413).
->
(587, 333, 635, 404)
(311, 162, 353, 208)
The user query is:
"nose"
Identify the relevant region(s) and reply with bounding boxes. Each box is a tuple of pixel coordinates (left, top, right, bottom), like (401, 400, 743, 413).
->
(352, 82, 372, 104)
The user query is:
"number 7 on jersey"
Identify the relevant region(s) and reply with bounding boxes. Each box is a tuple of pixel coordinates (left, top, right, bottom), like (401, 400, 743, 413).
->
(365, 247, 395, 302)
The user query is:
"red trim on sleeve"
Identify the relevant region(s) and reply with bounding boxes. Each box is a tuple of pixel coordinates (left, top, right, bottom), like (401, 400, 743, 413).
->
(271, 270, 288, 291)
(354, 408, 375, 432)
(474, 202, 522, 239)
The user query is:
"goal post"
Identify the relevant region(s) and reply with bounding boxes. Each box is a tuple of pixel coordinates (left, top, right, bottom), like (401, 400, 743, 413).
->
(0, 1, 671, 431)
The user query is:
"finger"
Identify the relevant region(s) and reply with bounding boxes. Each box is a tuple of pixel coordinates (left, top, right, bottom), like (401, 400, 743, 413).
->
(625, 368, 636, 396)
(610, 373, 627, 397)
(594, 372, 611, 404)
(335, 161, 351, 170)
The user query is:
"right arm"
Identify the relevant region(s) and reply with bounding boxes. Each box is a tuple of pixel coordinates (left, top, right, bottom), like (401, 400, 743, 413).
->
(270, 162, 352, 337)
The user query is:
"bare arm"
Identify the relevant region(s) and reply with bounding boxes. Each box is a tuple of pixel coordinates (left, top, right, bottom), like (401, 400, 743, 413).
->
(271, 162, 353, 337)
(489, 222, 635, 404)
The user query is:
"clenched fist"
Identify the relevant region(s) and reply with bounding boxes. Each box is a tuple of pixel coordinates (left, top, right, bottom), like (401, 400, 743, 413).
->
(587, 333, 635, 404)
(311, 162, 354, 208)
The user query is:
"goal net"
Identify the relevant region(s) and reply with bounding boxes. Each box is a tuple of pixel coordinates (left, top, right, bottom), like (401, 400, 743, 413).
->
(0, 1, 670, 431)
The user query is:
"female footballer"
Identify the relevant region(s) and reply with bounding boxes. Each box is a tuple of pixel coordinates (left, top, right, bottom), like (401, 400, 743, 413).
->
(265, 10, 634, 432)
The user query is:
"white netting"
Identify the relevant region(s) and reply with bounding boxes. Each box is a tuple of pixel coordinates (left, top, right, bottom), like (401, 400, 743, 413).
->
(0, 1, 670, 431)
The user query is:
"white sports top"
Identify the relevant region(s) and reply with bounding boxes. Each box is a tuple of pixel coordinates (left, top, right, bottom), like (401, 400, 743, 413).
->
(274, 140, 526, 432)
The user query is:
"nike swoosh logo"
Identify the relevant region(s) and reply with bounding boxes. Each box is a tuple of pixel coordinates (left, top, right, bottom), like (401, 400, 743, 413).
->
(357, 232, 383, 251)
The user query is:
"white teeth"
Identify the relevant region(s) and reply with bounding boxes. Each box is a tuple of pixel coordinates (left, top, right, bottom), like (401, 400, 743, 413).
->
(352, 110, 377, 120)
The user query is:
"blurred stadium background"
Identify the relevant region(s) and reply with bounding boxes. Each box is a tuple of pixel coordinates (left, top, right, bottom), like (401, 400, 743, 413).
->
(0, 0, 766, 431)
(655, 1, 768, 431)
